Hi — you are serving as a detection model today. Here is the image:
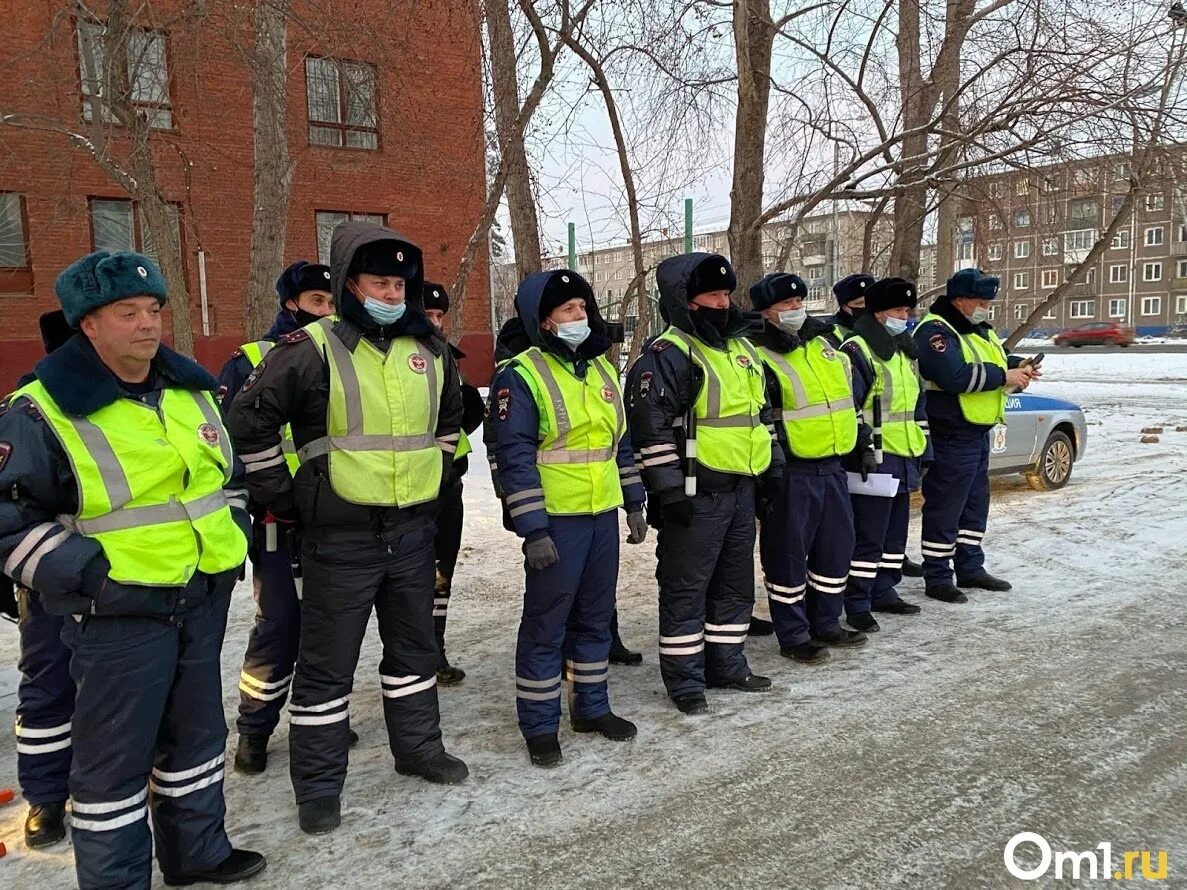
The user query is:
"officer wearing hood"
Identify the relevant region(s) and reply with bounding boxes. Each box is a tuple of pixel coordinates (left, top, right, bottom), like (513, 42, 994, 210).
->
(626, 253, 782, 715)
(913, 269, 1037, 602)
(749, 272, 871, 664)
(218, 260, 337, 776)
(492, 269, 644, 767)
(841, 277, 931, 630)
(227, 222, 468, 835)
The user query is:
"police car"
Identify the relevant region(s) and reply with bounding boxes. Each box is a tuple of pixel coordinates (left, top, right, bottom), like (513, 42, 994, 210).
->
(988, 392, 1087, 490)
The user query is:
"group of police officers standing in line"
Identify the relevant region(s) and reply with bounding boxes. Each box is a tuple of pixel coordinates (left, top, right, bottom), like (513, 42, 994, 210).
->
(0, 219, 1042, 888)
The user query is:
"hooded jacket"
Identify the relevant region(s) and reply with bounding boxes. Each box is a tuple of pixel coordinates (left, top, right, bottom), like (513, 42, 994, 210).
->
(625, 253, 783, 506)
(490, 271, 643, 541)
(913, 296, 1022, 436)
(225, 222, 463, 537)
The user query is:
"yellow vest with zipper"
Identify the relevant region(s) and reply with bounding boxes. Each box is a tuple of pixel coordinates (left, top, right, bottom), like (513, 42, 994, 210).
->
(920, 313, 1008, 425)
(755, 337, 857, 459)
(847, 336, 927, 457)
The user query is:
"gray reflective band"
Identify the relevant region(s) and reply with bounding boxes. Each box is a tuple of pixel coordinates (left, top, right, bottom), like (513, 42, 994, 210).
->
(317, 319, 366, 435)
(667, 329, 761, 424)
(702, 413, 764, 427)
(592, 359, 625, 435)
(189, 392, 235, 476)
(760, 346, 854, 421)
(524, 351, 571, 449)
(537, 447, 616, 464)
(257, 341, 274, 359)
(298, 433, 438, 463)
(505, 487, 545, 505)
(73, 417, 133, 509)
(524, 351, 622, 464)
(72, 489, 230, 535)
(280, 439, 297, 455)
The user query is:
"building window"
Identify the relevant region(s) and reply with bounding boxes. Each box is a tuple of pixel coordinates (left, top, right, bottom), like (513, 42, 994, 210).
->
(305, 57, 378, 150)
(1109, 264, 1129, 283)
(90, 198, 181, 267)
(988, 214, 1001, 230)
(1145, 194, 1165, 212)
(1142, 296, 1161, 317)
(987, 242, 1003, 262)
(1143, 261, 1162, 282)
(1013, 303, 1027, 320)
(1086, 267, 1096, 285)
(77, 20, 173, 129)
(1115, 162, 1131, 180)
(986, 305, 996, 321)
(1070, 300, 1094, 319)
(1072, 168, 1096, 188)
(1145, 226, 1164, 247)
(1112, 230, 1131, 250)
(958, 241, 974, 261)
(1068, 198, 1097, 221)
(1016, 178, 1030, 196)
(1045, 205, 1058, 225)
(1013, 208, 1031, 228)
(315, 210, 385, 264)
(1110, 195, 1126, 219)
(1014, 240, 1030, 259)
(1178, 224, 1187, 243)
(1177, 295, 1187, 316)
(1041, 269, 1059, 288)
(1178, 258, 1187, 278)
(1109, 298, 1127, 318)
(1043, 306, 1058, 320)
(1042, 238, 1059, 257)
(989, 182, 1004, 198)
(1013, 271, 1030, 290)
(1064, 229, 1098, 253)
(0, 192, 31, 292)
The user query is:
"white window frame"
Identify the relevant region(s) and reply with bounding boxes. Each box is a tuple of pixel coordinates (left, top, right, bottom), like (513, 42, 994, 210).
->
(1145, 226, 1164, 247)
(1069, 300, 1094, 319)
(1016, 178, 1030, 196)
(1109, 298, 1127, 318)
(987, 242, 1003, 262)
(1145, 194, 1165, 212)
(1014, 240, 1031, 259)
(1109, 264, 1129, 283)
(1013, 303, 1027, 320)
(1176, 295, 1187, 316)
(1043, 306, 1058, 320)
(1042, 238, 1059, 257)
(1013, 271, 1030, 290)
(1141, 296, 1161, 317)
(1178, 258, 1187, 279)
(988, 213, 1002, 230)
(1111, 230, 1131, 250)
(1013, 207, 1031, 228)
(1064, 229, 1098, 252)
(1040, 269, 1059, 289)
(1144, 262, 1162, 282)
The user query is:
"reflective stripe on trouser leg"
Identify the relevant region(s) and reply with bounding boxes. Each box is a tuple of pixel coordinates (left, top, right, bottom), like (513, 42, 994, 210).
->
(289, 538, 382, 804)
(562, 511, 618, 722)
(518, 516, 595, 737)
(236, 544, 300, 738)
(954, 435, 991, 579)
(16, 592, 74, 805)
(657, 491, 730, 698)
(804, 469, 854, 636)
(375, 522, 444, 762)
(760, 473, 818, 647)
(871, 480, 912, 608)
(845, 485, 896, 617)
(920, 435, 981, 586)
(704, 481, 758, 686)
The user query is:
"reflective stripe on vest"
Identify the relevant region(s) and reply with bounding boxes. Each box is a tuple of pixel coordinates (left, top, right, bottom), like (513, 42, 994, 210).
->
(756, 338, 857, 459)
(656, 328, 772, 476)
(14, 383, 247, 587)
(920, 313, 1008, 425)
(240, 340, 300, 474)
(302, 319, 445, 507)
(848, 337, 927, 458)
(513, 347, 625, 516)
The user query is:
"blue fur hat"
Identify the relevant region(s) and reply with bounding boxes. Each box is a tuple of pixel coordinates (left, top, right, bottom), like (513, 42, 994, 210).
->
(54, 250, 168, 328)
(833, 272, 875, 306)
(946, 267, 1000, 300)
(749, 272, 807, 310)
(276, 260, 332, 308)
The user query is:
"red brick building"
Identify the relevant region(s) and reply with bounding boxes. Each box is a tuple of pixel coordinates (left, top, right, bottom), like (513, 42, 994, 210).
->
(0, 1, 492, 389)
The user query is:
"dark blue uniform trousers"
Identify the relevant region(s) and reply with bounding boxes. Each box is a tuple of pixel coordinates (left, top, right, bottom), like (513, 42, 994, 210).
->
(237, 536, 300, 738)
(921, 432, 990, 586)
(657, 482, 756, 698)
(433, 477, 465, 664)
(16, 589, 74, 805)
(845, 454, 911, 615)
(290, 524, 443, 805)
(759, 462, 854, 647)
(515, 511, 617, 739)
(61, 580, 234, 890)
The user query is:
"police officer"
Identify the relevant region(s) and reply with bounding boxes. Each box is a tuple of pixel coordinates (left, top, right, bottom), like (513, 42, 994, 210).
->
(626, 253, 780, 715)
(493, 269, 643, 766)
(219, 260, 336, 775)
(7, 309, 76, 849)
(841, 277, 930, 631)
(0, 251, 265, 888)
(824, 272, 875, 346)
(421, 281, 485, 685)
(748, 272, 870, 663)
(913, 268, 1037, 602)
(227, 222, 468, 835)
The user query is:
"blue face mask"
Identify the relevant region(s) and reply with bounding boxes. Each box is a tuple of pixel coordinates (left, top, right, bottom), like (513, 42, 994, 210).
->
(363, 296, 406, 326)
(884, 316, 909, 336)
(552, 320, 591, 348)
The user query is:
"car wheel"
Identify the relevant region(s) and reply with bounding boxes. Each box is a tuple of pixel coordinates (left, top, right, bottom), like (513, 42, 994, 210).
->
(1119, 341, 1130, 348)
(1025, 430, 1074, 491)
(1072, 343, 1082, 348)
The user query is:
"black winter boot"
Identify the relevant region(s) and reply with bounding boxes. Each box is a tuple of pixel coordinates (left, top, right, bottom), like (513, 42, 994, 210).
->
(781, 641, 830, 664)
(234, 735, 269, 775)
(609, 609, 643, 665)
(747, 616, 774, 636)
(395, 750, 469, 785)
(847, 611, 881, 633)
(297, 796, 341, 835)
(925, 583, 968, 603)
(708, 673, 772, 692)
(873, 599, 922, 615)
(674, 692, 709, 715)
(164, 848, 268, 884)
(24, 801, 67, 849)
(957, 572, 1012, 592)
(813, 628, 868, 648)
(572, 711, 637, 740)
(526, 733, 563, 767)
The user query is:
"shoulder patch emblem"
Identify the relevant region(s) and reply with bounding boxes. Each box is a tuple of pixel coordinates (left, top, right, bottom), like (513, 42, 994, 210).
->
(736, 354, 752, 368)
(215, 384, 229, 405)
(241, 365, 264, 393)
(0, 441, 11, 473)
(279, 329, 311, 345)
(929, 333, 947, 353)
(198, 423, 221, 447)
(408, 353, 428, 374)
(651, 339, 671, 353)
(496, 387, 511, 421)
(22, 401, 42, 421)
(638, 371, 653, 396)
(231, 348, 246, 360)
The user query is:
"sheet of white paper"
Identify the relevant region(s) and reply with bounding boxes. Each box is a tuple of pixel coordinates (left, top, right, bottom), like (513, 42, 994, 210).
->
(846, 471, 900, 498)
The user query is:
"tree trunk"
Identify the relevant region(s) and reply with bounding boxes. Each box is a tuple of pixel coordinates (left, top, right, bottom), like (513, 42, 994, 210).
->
(727, 0, 775, 303)
(486, 0, 542, 280)
(245, 0, 293, 339)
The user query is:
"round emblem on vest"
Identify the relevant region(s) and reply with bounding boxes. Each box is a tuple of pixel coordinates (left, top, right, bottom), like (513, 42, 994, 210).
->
(198, 423, 221, 446)
(408, 353, 428, 374)
(736, 354, 752, 368)
(821, 347, 836, 359)
(601, 385, 615, 403)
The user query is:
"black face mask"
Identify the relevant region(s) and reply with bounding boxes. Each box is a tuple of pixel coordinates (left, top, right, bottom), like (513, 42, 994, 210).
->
(696, 306, 732, 335)
(291, 308, 324, 328)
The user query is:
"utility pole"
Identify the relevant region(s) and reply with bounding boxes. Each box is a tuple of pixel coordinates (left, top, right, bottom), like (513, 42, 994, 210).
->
(568, 222, 576, 271)
(684, 198, 693, 253)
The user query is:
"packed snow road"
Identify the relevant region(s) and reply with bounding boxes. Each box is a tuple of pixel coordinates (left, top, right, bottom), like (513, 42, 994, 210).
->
(2, 352, 1185, 888)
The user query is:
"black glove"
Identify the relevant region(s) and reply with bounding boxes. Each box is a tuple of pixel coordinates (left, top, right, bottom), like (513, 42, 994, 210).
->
(860, 448, 878, 482)
(661, 495, 694, 528)
(524, 535, 559, 570)
(758, 472, 784, 519)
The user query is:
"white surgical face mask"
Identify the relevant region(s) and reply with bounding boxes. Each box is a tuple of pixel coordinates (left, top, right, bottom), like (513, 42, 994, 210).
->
(775, 308, 807, 333)
(363, 296, 405, 325)
(969, 306, 990, 325)
(884, 316, 909, 335)
(552, 319, 590, 348)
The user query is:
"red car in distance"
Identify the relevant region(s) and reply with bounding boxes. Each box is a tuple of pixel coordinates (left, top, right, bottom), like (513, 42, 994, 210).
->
(1052, 320, 1136, 348)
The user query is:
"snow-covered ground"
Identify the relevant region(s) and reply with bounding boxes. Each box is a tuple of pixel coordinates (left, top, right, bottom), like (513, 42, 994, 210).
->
(2, 352, 1185, 889)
